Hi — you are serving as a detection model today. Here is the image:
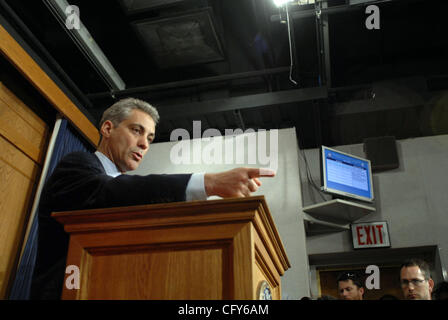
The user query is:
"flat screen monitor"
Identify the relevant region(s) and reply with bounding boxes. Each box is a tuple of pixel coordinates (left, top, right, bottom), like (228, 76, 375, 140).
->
(320, 145, 374, 203)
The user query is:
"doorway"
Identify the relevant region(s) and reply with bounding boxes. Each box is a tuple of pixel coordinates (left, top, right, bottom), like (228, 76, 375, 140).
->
(309, 245, 441, 300)
(317, 264, 402, 300)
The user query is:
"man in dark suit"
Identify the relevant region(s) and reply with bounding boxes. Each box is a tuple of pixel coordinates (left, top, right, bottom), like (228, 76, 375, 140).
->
(31, 97, 274, 299)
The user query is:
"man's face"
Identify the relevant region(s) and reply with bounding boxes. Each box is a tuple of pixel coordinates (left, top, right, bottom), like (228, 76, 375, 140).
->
(400, 266, 434, 300)
(338, 280, 364, 300)
(101, 109, 155, 172)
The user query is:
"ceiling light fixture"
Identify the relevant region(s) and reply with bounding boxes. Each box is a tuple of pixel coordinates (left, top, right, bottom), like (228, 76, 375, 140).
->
(297, 0, 315, 5)
(273, 0, 294, 7)
(274, 0, 315, 7)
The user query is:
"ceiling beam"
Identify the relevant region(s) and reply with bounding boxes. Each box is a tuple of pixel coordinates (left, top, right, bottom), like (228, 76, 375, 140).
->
(331, 77, 429, 116)
(87, 67, 292, 99)
(118, 0, 185, 14)
(157, 86, 328, 119)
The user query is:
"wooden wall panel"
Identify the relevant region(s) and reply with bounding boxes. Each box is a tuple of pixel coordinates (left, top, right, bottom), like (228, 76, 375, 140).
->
(0, 84, 48, 163)
(0, 83, 48, 298)
(0, 24, 99, 147)
(0, 136, 40, 298)
(0, 83, 46, 136)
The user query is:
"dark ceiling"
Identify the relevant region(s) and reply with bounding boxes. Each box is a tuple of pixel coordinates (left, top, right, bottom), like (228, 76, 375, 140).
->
(1, 0, 448, 149)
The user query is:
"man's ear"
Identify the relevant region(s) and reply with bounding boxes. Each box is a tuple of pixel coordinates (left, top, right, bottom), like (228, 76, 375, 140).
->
(100, 120, 114, 138)
(360, 287, 365, 296)
(428, 278, 435, 293)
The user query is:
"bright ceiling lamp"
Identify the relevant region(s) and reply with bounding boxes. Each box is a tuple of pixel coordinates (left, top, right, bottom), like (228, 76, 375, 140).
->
(273, 0, 294, 7)
(274, 0, 316, 6)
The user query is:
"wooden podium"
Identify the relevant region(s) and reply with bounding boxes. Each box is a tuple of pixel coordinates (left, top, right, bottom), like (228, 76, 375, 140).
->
(52, 196, 290, 300)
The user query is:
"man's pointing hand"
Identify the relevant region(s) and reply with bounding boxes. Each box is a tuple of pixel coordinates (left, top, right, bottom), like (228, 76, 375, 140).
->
(204, 168, 276, 198)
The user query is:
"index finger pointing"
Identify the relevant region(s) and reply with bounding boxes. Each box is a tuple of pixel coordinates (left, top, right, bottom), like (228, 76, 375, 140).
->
(260, 168, 276, 177)
(248, 168, 276, 178)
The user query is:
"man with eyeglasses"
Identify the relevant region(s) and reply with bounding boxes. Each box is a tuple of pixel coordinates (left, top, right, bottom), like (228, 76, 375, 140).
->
(400, 258, 434, 300)
(336, 271, 365, 300)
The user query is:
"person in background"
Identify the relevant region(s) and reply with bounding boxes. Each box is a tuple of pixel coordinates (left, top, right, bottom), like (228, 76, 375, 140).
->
(336, 271, 365, 300)
(399, 258, 434, 300)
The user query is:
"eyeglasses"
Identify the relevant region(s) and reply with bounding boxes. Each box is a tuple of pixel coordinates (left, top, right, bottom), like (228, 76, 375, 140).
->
(400, 279, 427, 288)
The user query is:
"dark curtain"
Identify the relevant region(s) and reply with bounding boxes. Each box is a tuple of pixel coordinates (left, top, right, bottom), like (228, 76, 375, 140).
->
(9, 118, 94, 299)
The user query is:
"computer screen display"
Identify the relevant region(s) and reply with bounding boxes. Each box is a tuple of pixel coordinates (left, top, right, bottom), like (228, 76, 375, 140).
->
(320, 146, 374, 202)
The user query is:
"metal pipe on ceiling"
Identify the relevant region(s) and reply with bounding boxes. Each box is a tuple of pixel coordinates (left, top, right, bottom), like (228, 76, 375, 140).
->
(86, 66, 292, 99)
(43, 0, 125, 91)
(271, 0, 396, 22)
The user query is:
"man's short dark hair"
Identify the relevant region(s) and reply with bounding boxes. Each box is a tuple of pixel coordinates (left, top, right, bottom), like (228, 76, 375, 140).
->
(336, 271, 364, 288)
(99, 97, 160, 129)
(400, 258, 432, 280)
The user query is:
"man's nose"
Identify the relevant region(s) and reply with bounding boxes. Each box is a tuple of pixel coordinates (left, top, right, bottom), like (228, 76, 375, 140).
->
(138, 137, 149, 150)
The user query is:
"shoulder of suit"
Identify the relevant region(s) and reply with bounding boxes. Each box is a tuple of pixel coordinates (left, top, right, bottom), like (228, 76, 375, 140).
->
(62, 151, 97, 162)
(58, 151, 103, 170)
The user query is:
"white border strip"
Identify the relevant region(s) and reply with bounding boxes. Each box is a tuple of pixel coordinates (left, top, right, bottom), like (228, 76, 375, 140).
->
(16, 115, 63, 265)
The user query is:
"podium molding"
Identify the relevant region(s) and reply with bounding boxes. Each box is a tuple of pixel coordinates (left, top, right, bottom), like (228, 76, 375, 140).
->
(52, 196, 290, 299)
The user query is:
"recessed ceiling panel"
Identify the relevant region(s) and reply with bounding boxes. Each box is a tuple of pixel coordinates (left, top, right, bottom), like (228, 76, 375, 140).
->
(132, 8, 225, 68)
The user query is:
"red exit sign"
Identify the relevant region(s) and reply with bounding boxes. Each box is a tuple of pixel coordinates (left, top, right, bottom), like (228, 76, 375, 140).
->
(351, 222, 391, 249)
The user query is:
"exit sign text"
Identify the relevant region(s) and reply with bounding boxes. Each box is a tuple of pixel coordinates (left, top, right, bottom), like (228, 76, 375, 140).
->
(351, 222, 390, 249)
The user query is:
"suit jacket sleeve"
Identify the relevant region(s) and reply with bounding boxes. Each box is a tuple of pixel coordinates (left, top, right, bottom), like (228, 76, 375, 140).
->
(41, 151, 192, 212)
